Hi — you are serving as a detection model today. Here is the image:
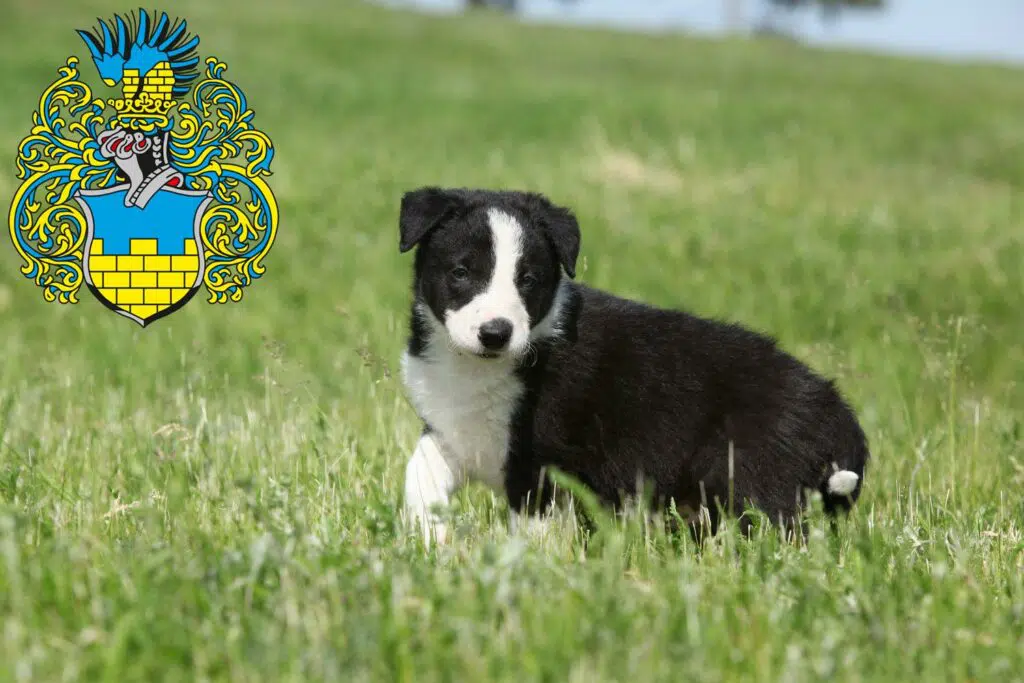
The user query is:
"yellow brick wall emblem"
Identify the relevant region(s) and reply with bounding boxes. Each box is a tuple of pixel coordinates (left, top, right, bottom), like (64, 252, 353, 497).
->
(122, 62, 176, 101)
(88, 237, 201, 321)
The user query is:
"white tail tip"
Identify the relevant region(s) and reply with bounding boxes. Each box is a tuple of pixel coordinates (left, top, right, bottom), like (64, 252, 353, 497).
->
(827, 470, 860, 497)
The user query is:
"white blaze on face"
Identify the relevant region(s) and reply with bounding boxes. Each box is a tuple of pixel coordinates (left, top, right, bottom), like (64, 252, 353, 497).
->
(444, 209, 531, 357)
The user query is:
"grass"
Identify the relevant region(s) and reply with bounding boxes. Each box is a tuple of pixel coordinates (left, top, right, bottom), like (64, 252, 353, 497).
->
(1, 1, 1023, 680)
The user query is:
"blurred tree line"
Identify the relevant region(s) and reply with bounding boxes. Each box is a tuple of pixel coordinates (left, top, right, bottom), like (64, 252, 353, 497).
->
(464, 0, 884, 19)
(757, 0, 885, 36)
(463, 0, 886, 42)
(767, 0, 885, 20)
(464, 0, 575, 10)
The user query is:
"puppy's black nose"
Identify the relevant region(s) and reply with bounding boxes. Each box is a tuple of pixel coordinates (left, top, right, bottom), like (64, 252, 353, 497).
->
(478, 318, 513, 351)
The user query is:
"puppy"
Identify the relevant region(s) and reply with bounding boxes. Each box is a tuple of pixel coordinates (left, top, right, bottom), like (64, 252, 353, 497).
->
(397, 187, 869, 546)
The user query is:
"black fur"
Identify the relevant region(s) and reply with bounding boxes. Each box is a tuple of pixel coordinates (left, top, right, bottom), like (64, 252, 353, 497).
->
(508, 284, 870, 534)
(400, 187, 870, 536)
(400, 187, 571, 340)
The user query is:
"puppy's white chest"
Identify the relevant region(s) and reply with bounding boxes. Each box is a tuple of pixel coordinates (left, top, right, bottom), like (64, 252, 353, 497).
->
(401, 350, 523, 490)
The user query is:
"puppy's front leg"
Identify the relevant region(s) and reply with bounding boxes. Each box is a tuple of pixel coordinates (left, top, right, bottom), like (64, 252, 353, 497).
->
(403, 432, 459, 547)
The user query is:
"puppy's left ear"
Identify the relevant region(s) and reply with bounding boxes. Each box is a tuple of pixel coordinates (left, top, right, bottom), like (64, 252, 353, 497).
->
(399, 187, 461, 253)
(529, 194, 581, 279)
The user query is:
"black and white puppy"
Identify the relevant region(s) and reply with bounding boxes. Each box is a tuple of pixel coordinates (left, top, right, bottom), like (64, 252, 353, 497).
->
(398, 187, 869, 546)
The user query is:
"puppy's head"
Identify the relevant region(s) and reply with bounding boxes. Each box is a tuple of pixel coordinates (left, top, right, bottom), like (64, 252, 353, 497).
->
(399, 187, 580, 361)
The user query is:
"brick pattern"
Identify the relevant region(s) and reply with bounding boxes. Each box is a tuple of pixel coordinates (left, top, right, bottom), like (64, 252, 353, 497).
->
(88, 238, 201, 321)
(122, 62, 175, 100)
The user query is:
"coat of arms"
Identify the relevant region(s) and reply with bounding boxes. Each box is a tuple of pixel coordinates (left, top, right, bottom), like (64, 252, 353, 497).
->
(7, 10, 278, 327)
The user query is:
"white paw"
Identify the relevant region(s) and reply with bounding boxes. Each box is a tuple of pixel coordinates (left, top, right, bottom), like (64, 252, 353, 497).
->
(509, 510, 553, 540)
(403, 433, 457, 548)
(403, 492, 449, 547)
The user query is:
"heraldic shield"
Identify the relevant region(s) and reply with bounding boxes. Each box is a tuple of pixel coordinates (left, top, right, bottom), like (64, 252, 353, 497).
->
(6, 10, 279, 328)
(75, 184, 213, 327)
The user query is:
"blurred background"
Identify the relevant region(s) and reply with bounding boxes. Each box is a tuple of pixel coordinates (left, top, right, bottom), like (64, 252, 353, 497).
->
(398, 0, 1024, 65)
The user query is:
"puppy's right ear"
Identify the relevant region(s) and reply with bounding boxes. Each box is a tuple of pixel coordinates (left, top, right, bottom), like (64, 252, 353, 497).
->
(399, 187, 459, 253)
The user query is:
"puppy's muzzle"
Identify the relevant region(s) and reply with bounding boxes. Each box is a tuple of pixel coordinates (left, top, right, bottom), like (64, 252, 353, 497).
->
(477, 317, 513, 355)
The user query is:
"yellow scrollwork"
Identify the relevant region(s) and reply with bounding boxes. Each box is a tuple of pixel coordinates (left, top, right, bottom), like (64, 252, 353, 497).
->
(7, 181, 87, 303)
(199, 164, 278, 304)
(8, 57, 115, 303)
(168, 59, 275, 193)
(170, 58, 278, 304)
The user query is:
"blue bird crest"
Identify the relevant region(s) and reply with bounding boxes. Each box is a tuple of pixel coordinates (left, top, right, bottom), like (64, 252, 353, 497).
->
(76, 9, 200, 98)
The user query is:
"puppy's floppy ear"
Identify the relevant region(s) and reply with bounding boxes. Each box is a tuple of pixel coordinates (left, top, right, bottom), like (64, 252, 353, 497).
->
(527, 193, 581, 279)
(399, 187, 461, 253)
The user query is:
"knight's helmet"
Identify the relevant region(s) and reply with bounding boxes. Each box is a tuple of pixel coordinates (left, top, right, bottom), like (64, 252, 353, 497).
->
(77, 11, 199, 206)
(109, 62, 181, 199)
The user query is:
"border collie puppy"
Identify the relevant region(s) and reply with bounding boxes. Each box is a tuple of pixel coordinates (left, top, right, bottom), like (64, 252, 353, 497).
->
(397, 187, 869, 546)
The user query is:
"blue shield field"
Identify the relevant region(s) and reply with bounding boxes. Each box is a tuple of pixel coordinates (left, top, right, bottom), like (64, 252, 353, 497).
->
(75, 184, 212, 326)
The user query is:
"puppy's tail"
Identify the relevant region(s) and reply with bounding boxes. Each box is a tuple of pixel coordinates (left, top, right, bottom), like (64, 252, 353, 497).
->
(819, 464, 863, 514)
(826, 469, 860, 497)
(817, 391, 870, 515)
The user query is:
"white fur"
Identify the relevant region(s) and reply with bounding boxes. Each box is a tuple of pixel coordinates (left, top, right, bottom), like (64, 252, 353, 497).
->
(403, 432, 458, 546)
(509, 509, 554, 539)
(443, 209, 531, 357)
(401, 309, 525, 547)
(401, 209, 577, 547)
(529, 278, 572, 343)
(827, 469, 859, 497)
(402, 308, 525, 493)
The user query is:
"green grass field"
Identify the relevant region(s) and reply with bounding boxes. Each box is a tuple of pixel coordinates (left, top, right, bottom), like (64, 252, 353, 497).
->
(1, 1, 1023, 680)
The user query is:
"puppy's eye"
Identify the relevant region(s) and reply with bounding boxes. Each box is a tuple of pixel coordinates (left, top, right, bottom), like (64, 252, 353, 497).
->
(520, 273, 538, 290)
(450, 266, 469, 281)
